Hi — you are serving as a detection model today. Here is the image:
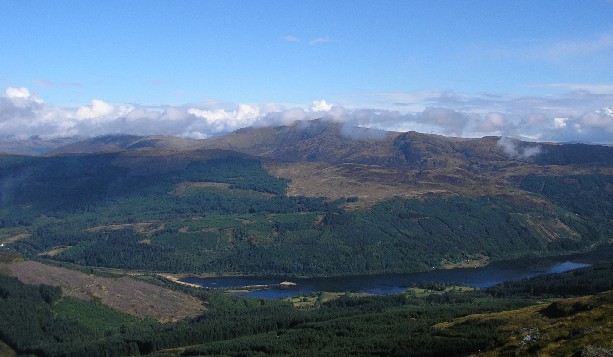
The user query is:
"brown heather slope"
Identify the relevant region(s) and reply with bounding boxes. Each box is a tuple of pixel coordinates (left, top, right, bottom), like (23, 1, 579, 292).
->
(267, 161, 461, 205)
(202, 119, 405, 166)
(200, 119, 613, 205)
(0, 259, 206, 322)
(201, 119, 525, 169)
(47, 120, 613, 205)
(266, 160, 613, 207)
(436, 291, 613, 356)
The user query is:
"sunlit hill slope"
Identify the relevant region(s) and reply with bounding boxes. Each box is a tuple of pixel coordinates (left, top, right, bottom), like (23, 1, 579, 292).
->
(1, 120, 613, 276)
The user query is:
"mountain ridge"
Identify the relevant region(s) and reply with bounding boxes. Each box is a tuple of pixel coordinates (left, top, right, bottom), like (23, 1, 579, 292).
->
(17, 120, 612, 206)
(44, 120, 613, 169)
(1, 119, 612, 278)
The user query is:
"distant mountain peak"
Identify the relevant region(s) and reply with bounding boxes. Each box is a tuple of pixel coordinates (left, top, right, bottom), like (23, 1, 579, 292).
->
(6, 119, 612, 169)
(47, 134, 203, 155)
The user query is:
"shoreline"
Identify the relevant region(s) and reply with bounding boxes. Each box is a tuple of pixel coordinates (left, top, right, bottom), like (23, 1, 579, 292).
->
(74, 244, 610, 291)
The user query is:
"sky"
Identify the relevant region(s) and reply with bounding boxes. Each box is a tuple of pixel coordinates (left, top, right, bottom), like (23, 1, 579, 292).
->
(1, 0, 612, 143)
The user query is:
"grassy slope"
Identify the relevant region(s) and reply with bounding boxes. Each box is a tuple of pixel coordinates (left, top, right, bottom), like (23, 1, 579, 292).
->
(436, 291, 613, 356)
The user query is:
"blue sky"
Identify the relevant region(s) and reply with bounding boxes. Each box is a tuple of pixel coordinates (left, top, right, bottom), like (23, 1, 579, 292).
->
(1, 1, 612, 143)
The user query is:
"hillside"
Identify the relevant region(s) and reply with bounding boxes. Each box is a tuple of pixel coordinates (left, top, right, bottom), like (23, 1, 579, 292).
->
(202, 119, 613, 167)
(1, 122, 613, 355)
(44, 120, 613, 204)
(47, 134, 203, 155)
(436, 290, 613, 356)
(0, 256, 205, 322)
(0, 136, 82, 156)
(202, 120, 404, 166)
(203, 120, 613, 205)
(1, 121, 612, 277)
(3, 258, 611, 356)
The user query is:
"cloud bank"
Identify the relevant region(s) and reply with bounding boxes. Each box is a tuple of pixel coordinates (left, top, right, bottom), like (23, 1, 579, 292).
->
(1, 87, 612, 144)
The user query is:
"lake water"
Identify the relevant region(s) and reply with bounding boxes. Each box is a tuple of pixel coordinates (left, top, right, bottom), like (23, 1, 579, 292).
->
(181, 259, 591, 299)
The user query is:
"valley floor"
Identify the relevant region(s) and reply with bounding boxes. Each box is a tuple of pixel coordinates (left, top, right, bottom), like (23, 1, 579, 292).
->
(1, 251, 612, 356)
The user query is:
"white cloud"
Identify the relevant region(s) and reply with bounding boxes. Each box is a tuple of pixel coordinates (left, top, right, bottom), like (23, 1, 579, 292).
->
(187, 103, 260, 134)
(310, 100, 332, 112)
(497, 137, 542, 160)
(76, 99, 114, 119)
(579, 110, 613, 129)
(553, 117, 567, 129)
(357, 89, 613, 142)
(477, 112, 506, 133)
(125, 108, 159, 122)
(418, 107, 472, 136)
(5, 87, 32, 99)
(1, 86, 613, 144)
(4, 87, 44, 107)
(256, 108, 315, 127)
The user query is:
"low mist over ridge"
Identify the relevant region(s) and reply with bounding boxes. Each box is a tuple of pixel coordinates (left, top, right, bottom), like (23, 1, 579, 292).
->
(2, 87, 613, 152)
(43, 120, 613, 169)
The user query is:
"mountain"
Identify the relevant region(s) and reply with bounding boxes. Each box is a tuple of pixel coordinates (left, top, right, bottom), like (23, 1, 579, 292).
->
(2, 121, 613, 278)
(48, 120, 613, 170)
(198, 120, 613, 204)
(202, 119, 613, 168)
(0, 136, 83, 156)
(2, 119, 613, 355)
(24, 120, 613, 213)
(202, 119, 404, 166)
(47, 134, 203, 155)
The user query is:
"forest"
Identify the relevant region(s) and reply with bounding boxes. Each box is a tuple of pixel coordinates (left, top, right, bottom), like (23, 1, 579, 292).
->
(1, 259, 612, 356)
(1, 152, 612, 277)
(0, 143, 612, 355)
